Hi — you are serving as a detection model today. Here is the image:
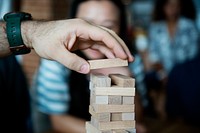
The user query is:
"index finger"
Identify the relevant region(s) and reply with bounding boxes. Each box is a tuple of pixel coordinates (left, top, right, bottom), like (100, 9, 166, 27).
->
(77, 22, 134, 62)
(99, 26, 134, 62)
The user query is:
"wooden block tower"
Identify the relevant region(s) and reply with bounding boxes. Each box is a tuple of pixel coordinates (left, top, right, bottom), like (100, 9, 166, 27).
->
(86, 59, 136, 133)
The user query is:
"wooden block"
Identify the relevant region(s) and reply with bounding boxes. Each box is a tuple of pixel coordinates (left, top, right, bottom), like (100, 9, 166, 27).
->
(89, 106, 110, 122)
(90, 105, 135, 113)
(94, 86, 135, 96)
(125, 128, 136, 133)
(91, 116, 100, 127)
(89, 81, 94, 90)
(93, 120, 135, 130)
(122, 96, 134, 105)
(90, 90, 108, 104)
(111, 113, 122, 121)
(108, 96, 122, 105)
(112, 129, 136, 133)
(86, 122, 101, 133)
(90, 74, 111, 87)
(88, 58, 128, 69)
(90, 89, 96, 104)
(86, 122, 112, 133)
(109, 74, 135, 87)
(96, 95, 109, 104)
(112, 129, 129, 133)
(122, 113, 135, 120)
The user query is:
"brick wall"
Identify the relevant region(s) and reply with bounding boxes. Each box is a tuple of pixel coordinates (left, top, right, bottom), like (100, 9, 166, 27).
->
(20, 0, 69, 85)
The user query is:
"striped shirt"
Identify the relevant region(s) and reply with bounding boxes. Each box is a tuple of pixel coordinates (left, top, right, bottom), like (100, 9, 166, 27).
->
(34, 59, 71, 114)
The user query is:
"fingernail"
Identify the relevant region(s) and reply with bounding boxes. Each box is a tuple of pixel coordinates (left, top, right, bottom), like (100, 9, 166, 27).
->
(80, 64, 89, 73)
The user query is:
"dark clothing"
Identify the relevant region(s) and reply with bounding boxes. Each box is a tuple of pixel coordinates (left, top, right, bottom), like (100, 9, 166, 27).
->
(68, 51, 90, 120)
(0, 56, 30, 133)
(69, 71, 90, 120)
(166, 55, 200, 126)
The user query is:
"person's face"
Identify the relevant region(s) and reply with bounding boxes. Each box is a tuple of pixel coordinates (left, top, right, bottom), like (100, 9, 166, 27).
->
(164, 0, 180, 20)
(76, 0, 120, 59)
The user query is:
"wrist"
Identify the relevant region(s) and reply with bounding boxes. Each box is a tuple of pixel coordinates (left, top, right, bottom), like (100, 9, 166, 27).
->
(21, 21, 34, 49)
(0, 22, 8, 44)
(0, 22, 11, 56)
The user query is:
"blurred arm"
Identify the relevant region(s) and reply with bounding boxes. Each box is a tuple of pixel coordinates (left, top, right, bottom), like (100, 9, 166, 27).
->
(50, 115, 86, 133)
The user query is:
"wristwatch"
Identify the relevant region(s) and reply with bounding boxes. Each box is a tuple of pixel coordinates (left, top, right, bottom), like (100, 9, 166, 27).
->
(3, 12, 32, 55)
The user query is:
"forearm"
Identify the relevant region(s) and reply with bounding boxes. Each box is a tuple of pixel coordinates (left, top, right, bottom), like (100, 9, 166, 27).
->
(50, 115, 86, 133)
(0, 22, 10, 56)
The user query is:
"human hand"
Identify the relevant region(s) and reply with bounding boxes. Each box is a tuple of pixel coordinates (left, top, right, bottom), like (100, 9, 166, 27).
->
(21, 19, 133, 74)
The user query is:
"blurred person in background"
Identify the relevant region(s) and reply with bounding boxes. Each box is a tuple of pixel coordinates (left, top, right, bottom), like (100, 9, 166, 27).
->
(145, 0, 199, 121)
(193, 0, 200, 31)
(165, 50, 200, 133)
(149, 0, 198, 76)
(32, 0, 146, 133)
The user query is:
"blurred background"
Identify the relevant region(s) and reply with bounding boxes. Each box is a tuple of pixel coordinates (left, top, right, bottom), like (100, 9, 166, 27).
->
(1, 0, 200, 133)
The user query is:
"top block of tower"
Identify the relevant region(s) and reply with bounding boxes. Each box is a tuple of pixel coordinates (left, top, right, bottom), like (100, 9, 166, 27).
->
(109, 74, 135, 87)
(88, 58, 128, 69)
(90, 73, 111, 88)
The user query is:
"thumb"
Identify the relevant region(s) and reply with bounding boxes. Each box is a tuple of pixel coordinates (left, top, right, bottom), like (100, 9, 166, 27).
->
(53, 48, 90, 74)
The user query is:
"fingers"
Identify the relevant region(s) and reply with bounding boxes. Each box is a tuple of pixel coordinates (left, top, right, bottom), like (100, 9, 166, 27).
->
(98, 26, 134, 62)
(53, 46, 90, 74)
(68, 19, 134, 62)
(91, 44, 115, 59)
(86, 25, 133, 62)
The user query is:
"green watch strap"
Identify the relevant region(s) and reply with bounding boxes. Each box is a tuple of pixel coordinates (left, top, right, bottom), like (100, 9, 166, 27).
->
(4, 12, 31, 55)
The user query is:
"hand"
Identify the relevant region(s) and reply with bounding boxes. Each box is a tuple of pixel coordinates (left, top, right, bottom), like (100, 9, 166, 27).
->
(21, 19, 134, 74)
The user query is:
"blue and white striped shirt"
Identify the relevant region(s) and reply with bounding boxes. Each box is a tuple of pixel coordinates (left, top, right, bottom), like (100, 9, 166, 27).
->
(34, 59, 71, 114)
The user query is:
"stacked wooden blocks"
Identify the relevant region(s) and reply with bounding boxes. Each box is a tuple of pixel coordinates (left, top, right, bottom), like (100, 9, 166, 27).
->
(86, 73, 136, 133)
